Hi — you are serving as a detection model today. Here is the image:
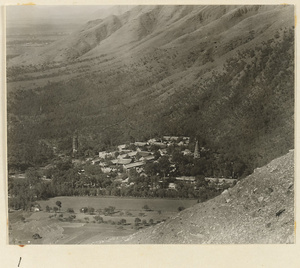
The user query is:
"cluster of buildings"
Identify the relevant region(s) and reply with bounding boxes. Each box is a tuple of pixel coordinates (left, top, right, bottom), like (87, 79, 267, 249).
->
(89, 136, 192, 174)
(85, 136, 236, 190)
(167, 176, 237, 191)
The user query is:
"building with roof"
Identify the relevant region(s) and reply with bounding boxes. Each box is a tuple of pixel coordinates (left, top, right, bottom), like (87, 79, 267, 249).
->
(140, 155, 155, 162)
(205, 177, 237, 185)
(134, 141, 148, 147)
(123, 161, 145, 171)
(117, 153, 130, 159)
(168, 183, 177, 190)
(148, 138, 157, 144)
(159, 149, 167, 155)
(163, 136, 179, 141)
(152, 142, 167, 148)
(91, 159, 101, 165)
(175, 176, 196, 183)
(182, 149, 192, 156)
(128, 151, 138, 157)
(99, 151, 116, 159)
(111, 158, 132, 165)
(101, 167, 116, 173)
(136, 151, 151, 157)
(99, 151, 107, 158)
(118, 144, 127, 151)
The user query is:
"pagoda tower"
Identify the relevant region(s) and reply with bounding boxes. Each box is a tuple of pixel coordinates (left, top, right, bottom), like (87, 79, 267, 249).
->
(194, 140, 200, 159)
(72, 131, 79, 157)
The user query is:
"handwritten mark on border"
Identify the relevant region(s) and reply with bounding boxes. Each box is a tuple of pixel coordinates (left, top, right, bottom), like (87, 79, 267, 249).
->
(18, 257, 22, 267)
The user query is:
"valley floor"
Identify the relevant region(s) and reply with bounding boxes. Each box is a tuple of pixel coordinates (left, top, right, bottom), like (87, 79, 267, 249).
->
(8, 150, 294, 245)
(8, 197, 197, 245)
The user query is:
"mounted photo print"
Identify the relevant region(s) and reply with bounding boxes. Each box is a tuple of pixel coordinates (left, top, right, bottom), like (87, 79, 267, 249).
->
(6, 4, 294, 245)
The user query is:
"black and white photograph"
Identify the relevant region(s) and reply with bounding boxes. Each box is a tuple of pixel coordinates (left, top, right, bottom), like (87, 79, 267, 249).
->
(6, 4, 295, 246)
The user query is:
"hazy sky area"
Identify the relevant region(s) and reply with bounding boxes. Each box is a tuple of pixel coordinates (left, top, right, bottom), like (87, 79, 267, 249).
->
(6, 5, 111, 20)
(6, 5, 138, 36)
(6, 5, 113, 27)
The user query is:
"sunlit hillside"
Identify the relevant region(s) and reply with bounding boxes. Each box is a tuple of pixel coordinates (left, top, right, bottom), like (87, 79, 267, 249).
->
(7, 5, 294, 174)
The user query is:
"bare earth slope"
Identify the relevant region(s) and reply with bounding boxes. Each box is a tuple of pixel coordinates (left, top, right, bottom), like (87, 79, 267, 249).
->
(97, 150, 294, 244)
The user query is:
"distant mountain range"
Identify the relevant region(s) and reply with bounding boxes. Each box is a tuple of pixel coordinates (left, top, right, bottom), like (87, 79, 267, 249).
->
(7, 5, 294, 172)
(6, 5, 135, 35)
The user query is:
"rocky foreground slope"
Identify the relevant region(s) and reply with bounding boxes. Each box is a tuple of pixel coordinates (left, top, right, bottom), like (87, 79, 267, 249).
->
(97, 150, 294, 244)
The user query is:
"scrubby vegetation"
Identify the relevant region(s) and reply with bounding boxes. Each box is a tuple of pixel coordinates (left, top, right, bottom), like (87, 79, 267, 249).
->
(7, 25, 294, 173)
(7, 6, 294, 211)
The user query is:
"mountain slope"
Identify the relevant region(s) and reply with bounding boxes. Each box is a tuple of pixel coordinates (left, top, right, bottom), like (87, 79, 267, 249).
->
(97, 150, 294, 244)
(8, 5, 293, 66)
(90, 5, 136, 21)
(7, 5, 294, 174)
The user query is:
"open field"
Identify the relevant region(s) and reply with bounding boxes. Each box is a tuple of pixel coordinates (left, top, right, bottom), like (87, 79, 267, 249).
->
(9, 196, 198, 244)
(38, 196, 198, 212)
(6, 32, 69, 61)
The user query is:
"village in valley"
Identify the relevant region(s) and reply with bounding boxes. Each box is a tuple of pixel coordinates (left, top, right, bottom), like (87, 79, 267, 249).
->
(8, 134, 240, 245)
(70, 134, 238, 198)
(8, 133, 242, 215)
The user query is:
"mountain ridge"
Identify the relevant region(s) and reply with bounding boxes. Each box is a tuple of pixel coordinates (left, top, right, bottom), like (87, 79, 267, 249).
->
(8, 5, 293, 66)
(7, 5, 294, 177)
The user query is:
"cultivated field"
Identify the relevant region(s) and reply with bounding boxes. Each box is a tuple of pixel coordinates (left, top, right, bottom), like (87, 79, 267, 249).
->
(9, 196, 198, 244)
(38, 196, 197, 212)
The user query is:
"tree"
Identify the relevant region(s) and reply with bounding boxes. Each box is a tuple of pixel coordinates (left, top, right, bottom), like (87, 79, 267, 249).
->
(144, 162, 159, 176)
(120, 219, 127, 225)
(104, 206, 115, 215)
(142, 204, 150, 211)
(56, 160, 72, 171)
(135, 217, 141, 226)
(56, 201, 62, 211)
(190, 162, 204, 176)
(68, 214, 76, 221)
(96, 208, 102, 215)
(94, 215, 103, 223)
(88, 207, 95, 215)
(158, 156, 170, 178)
(128, 144, 136, 151)
(25, 168, 41, 185)
(81, 207, 88, 213)
(195, 175, 207, 187)
(172, 150, 185, 164)
(32, 233, 42, 240)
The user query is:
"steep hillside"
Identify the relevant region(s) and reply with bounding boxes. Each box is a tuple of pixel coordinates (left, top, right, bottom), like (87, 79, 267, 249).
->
(8, 5, 293, 66)
(90, 5, 136, 21)
(97, 150, 294, 244)
(7, 5, 294, 174)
